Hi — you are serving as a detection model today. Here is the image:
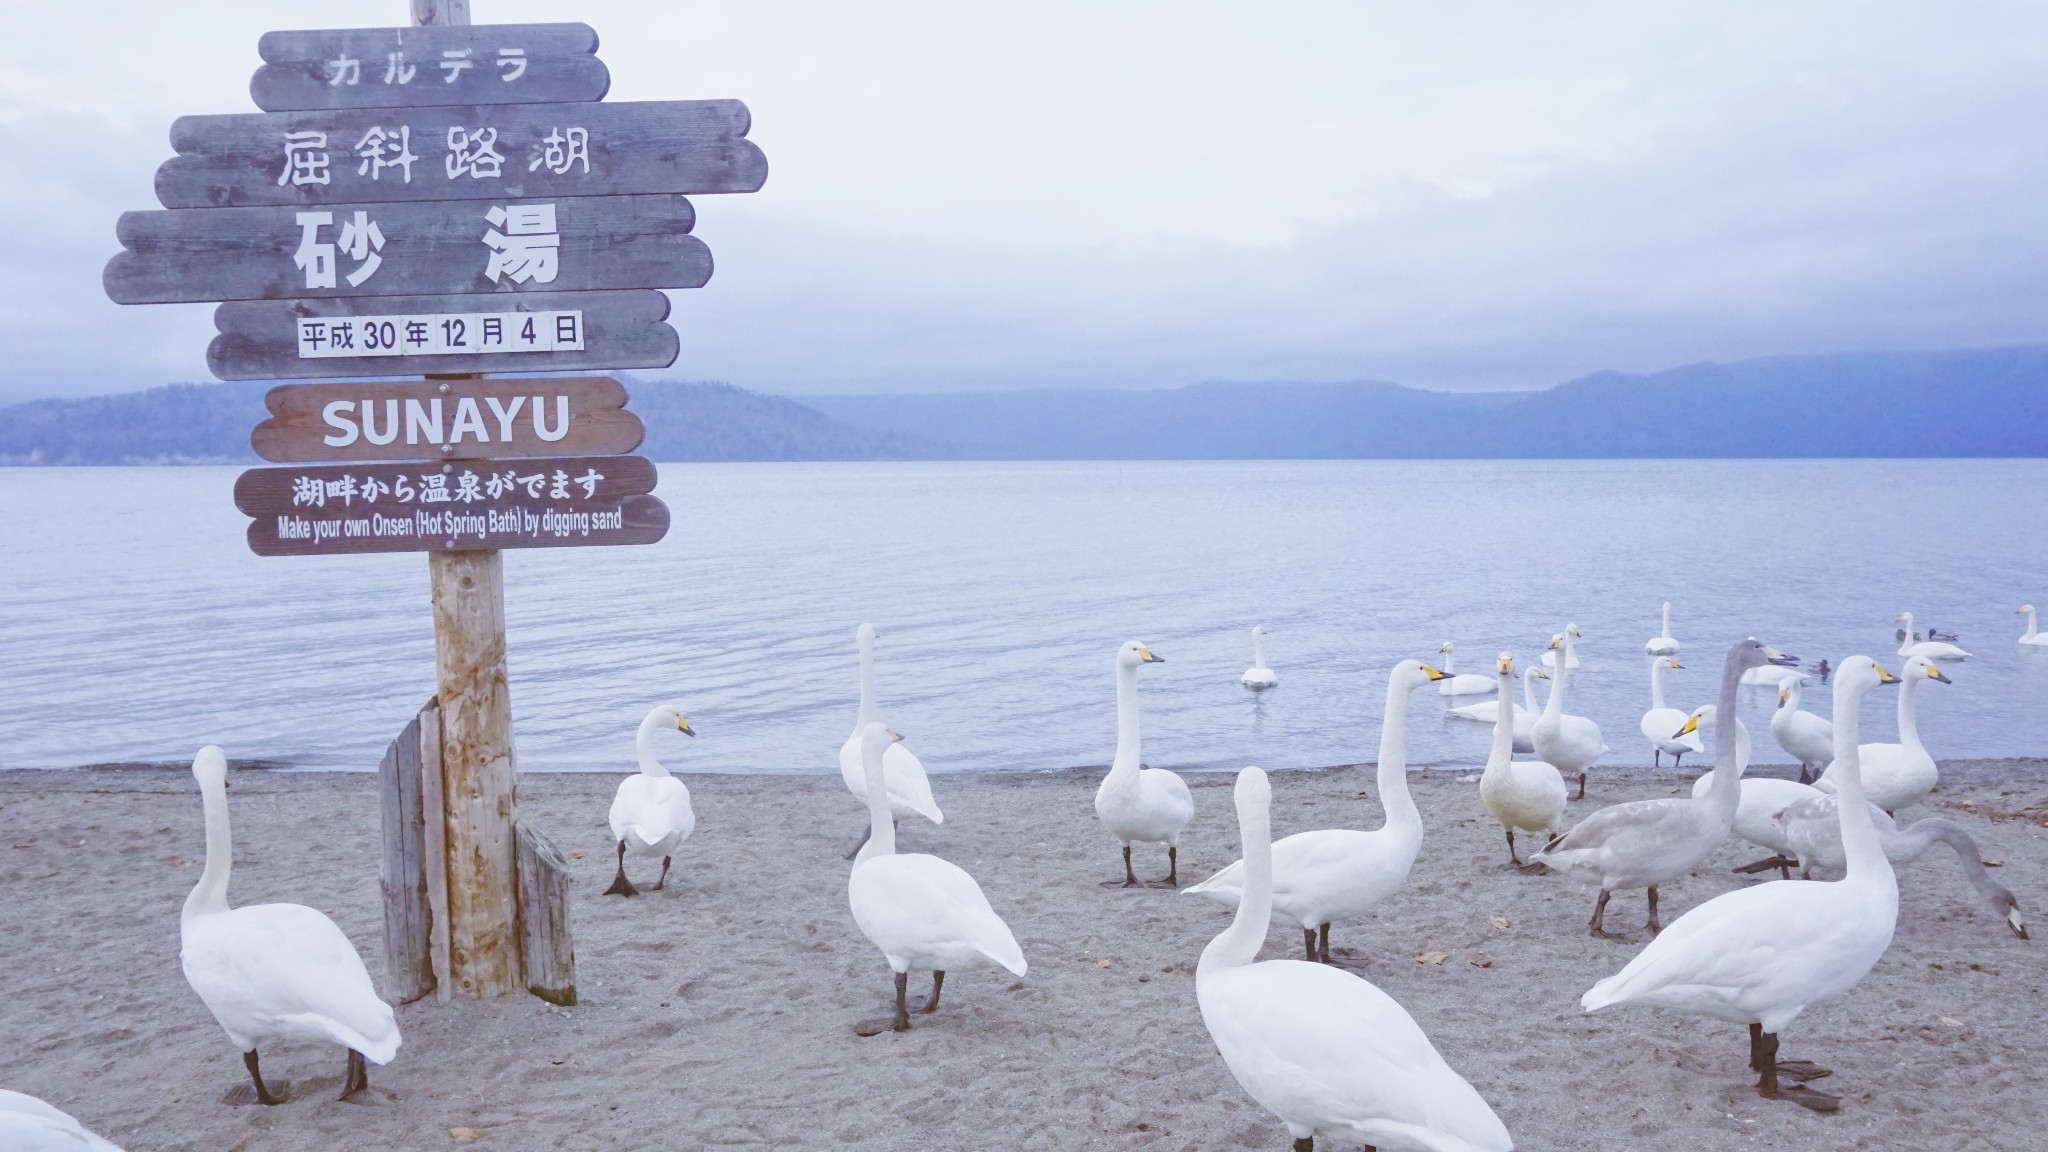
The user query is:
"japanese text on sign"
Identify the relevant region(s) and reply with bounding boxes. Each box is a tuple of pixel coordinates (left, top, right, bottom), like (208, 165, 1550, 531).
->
(276, 122, 586, 188)
(297, 310, 583, 358)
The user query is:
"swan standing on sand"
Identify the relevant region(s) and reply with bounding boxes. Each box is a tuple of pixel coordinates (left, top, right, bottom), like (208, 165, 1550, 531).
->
(1434, 643, 1494, 695)
(0, 1091, 123, 1151)
(1096, 640, 1194, 887)
(1815, 654, 1948, 812)
(1186, 659, 1452, 964)
(839, 624, 943, 827)
(1671, 708, 1821, 880)
(1449, 663, 1547, 754)
(605, 704, 698, 897)
(1646, 602, 1679, 656)
(1197, 766, 1514, 1152)
(2018, 605, 2048, 646)
(1581, 656, 1902, 1113)
(847, 723, 1025, 1035)
(1242, 627, 1278, 689)
(1535, 640, 1797, 936)
(1532, 626, 1605, 798)
(1770, 797, 2028, 938)
(1478, 653, 1568, 869)
(1771, 677, 1833, 784)
(180, 747, 399, 1104)
(1640, 656, 1701, 768)
(1896, 612, 1969, 660)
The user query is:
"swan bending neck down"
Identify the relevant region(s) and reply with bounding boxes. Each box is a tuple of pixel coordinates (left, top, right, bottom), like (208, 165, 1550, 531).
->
(1196, 766, 1513, 1152)
(1095, 640, 1194, 887)
(838, 623, 943, 827)
(1480, 652, 1568, 869)
(847, 723, 1025, 1036)
(181, 746, 400, 1105)
(1770, 797, 2027, 938)
(1582, 655, 1902, 1114)
(1242, 626, 1278, 689)
(1185, 660, 1450, 964)
(1534, 639, 1795, 936)
(605, 704, 698, 897)
(0, 1090, 124, 1151)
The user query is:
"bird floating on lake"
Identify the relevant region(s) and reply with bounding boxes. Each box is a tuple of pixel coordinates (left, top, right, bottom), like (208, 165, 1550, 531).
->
(1241, 626, 1278, 689)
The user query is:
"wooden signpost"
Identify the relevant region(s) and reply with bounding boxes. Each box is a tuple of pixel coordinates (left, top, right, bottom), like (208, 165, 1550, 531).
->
(105, 0, 765, 1005)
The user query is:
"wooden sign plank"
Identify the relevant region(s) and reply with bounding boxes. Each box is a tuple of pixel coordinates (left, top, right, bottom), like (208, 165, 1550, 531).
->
(210, 290, 677, 380)
(235, 456, 668, 555)
(105, 194, 707, 304)
(253, 377, 644, 463)
(158, 100, 766, 209)
(253, 23, 609, 112)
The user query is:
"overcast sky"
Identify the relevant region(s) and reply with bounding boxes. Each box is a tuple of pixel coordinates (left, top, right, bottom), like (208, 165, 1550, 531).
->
(5, 1, 2047, 403)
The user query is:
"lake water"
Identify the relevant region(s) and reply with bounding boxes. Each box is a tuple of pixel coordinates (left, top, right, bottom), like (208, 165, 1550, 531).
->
(3, 460, 2045, 776)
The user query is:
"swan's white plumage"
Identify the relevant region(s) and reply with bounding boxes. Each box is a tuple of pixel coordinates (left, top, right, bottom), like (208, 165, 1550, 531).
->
(1198, 767, 1512, 1152)
(1476, 654, 1567, 857)
(1434, 643, 1494, 696)
(1531, 627, 1605, 779)
(1448, 664, 1545, 755)
(1814, 655, 1947, 812)
(0, 1091, 123, 1152)
(1771, 795, 2028, 937)
(609, 703, 696, 860)
(1095, 641, 1193, 850)
(1895, 612, 1969, 660)
(1770, 677, 1834, 782)
(180, 747, 400, 1068)
(1640, 655, 1702, 765)
(838, 623, 943, 824)
(1691, 772, 1818, 857)
(1645, 601, 1680, 656)
(2019, 605, 2048, 646)
(1241, 626, 1278, 689)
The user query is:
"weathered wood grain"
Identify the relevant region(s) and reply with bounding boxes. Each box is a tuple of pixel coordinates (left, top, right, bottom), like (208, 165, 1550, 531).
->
(378, 706, 436, 1005)
(432, 549, 519, 999)
(417, 699, 453, 1004)
(210, 290, 677, 380)
(514, 820, 578, 1006)
(158, 100, 765, 209)
(253, 376, 643, 463)
(253, 23, 608, 112)
(106, 194, 707, 304)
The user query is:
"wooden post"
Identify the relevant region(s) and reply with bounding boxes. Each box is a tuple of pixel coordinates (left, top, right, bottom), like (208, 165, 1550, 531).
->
(515, 821, 578, 1006)
(417, 701, 453, 1003)
(376, 705, 435, 1004)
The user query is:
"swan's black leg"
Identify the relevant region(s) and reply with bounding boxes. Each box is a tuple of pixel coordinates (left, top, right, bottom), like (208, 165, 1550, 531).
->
(1757, 1030, 1838, 1109)
(1646, 886, 1661, 934)
(1165, 846, 1179, 888)
(1589, 889, 1615, 937)
(655, 856, 671, 891)
(855, 971, 914, 1036)
(603, 840, 638, 897)
(1103, 845, 1143, 888)
(1577, 772, 1587, 799)
(341, 1049, 369, 1099)
(919, 970, 945, 1014)
(1505, 827, 1520, 866)
(1672, 750, 1683, 769)
(1749, 1023, 1764, 1072)
(1318, 923, 1331, 964)
(1303, 927, 1319, 961)
(243, 1049, 284, 1106)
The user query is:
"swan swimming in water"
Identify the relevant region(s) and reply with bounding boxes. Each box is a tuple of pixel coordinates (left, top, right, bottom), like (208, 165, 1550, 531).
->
(1196, 765, 1513, 1152)
(847, 723, 1025, 1035)
(0, 1090, 124, 1151)
(1477, 653, 1568, 870)
(1581, 655, 1903, 1113)
(1433, 642, 1495, 695)
(1645, 601, 1679, 656)
(605, 703, 698, 897)
(180, 746, 400, 1105)
(2018, 604, 2048, 646)
(1448, 662, 1547, 754)
(1895, 612, 1969, 660)
(1242, 626, 1278, 689)
(1095, 640, 1194, 887)
(1539, 624, 1582, 669)
(1186, 659, 1451, 964)
(839, 624, 943, 828)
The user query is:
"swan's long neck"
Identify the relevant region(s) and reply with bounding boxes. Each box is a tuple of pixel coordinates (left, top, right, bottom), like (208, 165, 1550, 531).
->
(1703, 651, 1746, 811)
(2024, 607, 2040, 641)
(858, 740, 895, 861)
(1110, 660, 1141, 780)
(1661, 602, 1672, 636)
(1542, 636, 1572, 719)
(1831, 677, 1893, 886)
(1375, 675, 1421, 834)
(1896, 672, 1923, 752)
(184, 775, 233, 923)
(1893, 818, 2011, 909)
(1252, 631, 1266, 669)
(1484, 668, 1515, 775)
(1522, 664, 1541, 713)
(1648, 657, 1668, 711)
(1201, 786, 1271, 974)
(635, 712, 670, 777)
(1439, 646, 1454, 676)
(1783, 677, 1802, 711)
(856, 634, 879, 727)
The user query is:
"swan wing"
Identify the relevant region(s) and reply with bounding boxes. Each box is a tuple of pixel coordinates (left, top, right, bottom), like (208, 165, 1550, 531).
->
(849, 854, 1026, 975)
(0, 1092, 124, 1152)
(182, 904, 399, 1062)
(883, 742, 945, 824)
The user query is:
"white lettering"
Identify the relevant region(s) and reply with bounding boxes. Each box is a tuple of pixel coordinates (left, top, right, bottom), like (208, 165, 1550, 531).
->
(320, 400, 359, 447)
(361, 398, 399, 445)
(404, 397, 443, 445)
(448, 397, 488, 444)
(484, 394, 525, 440)
(532, 394, 569, 441)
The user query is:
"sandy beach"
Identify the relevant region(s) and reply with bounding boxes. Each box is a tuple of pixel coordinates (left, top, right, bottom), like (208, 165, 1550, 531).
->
(1, 760, 2041, 1152)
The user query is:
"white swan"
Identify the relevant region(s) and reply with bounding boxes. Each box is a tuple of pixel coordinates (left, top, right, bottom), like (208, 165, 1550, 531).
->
(1539, 624, 1581, 668)
(1771, 677, 1833, 785)
(1477, 653, 1567, 869)
(1581, 655, 1902, 1113)
(1242, 626, 1278, 689)
(1815, 654, 1948, 812)
(1532, 625, 1605, 797)
(1186, 659, 1451, 963)
(1645, 601, 1679, 656)
(1434, 642, 1494, 696)
(1895, 612, 1969, 660)
(1534, 640, 1797, 935)
(180, 746, 399, 1104)
(604, 703, 698, 897)
(1095, 640, 1194, 887)
(2018, 604, 2048, 646)
(1448, 663, 1547, 755)
(847, 723, 1025, 1035)
(838, 623, 943, 826)
(1771, 797, 2028, 938)
(1677, 707, 1822, 878)
(1640, 655, 1702, 768)
(1197, 765, 1513, 1152)
(1739, 663, 1803, 687)
(0, 1091, 123, 1151)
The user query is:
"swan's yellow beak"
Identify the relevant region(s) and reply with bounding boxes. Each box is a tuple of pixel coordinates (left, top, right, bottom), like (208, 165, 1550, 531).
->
(1568, 624, 1581, 636)
(1778, 686, 1789, 704)
(1549, 635, 1562, 650)
(1439, 642, 1452, 653)
(1895, 613, 1909, 623)
(1926, 664, 1951, 683)
(1497, 655, 1513, 673)
(1674, 714, 1701, 738)
(1667, 659, 1684, 670)
(1534, 668, 1550, 680)
(676, 716, 695, 737)
(1874, 662, 1901, 684)
(887, 727, 902, 742)
(1138, 646, 1163, 663)
(1422, 665, 1450, 681)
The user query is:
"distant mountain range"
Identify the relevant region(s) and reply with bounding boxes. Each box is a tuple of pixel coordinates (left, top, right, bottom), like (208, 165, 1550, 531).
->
(4, 346, 2046, 464)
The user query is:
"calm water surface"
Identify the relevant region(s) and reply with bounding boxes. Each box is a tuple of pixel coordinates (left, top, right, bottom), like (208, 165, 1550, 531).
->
(3, 460, 2045, 774)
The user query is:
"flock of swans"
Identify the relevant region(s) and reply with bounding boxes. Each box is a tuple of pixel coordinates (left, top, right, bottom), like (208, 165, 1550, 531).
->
(8, 604, 2042, 1152)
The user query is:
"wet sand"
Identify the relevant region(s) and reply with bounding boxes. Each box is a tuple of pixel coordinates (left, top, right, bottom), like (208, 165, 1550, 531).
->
(1, 760, 2042, 1151)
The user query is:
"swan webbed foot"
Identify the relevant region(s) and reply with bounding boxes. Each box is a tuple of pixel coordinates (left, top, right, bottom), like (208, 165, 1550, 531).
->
(1774, 1060, 1832, 1082)
(918, 970, 945, 1014)
(856, 971, 914, 1036)
(234, 1049, 286, 1106)
(603, 841, 639, 897)
(1754, 1031, 1842, 1111)
(654, 856, 671, 891)
(1292, 1138, 1314, 1152)
(1734, 855, 1799, 876)
(340, 1049, 369, 1099)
